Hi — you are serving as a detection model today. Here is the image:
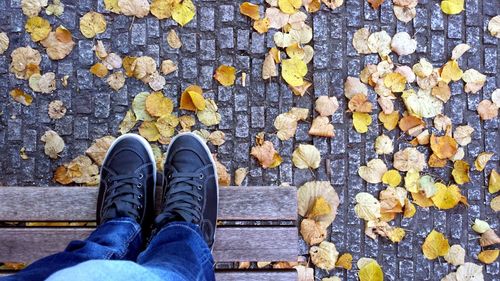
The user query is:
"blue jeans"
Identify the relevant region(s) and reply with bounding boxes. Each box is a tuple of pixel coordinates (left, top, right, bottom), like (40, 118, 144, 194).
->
(1, 218, 215, 281)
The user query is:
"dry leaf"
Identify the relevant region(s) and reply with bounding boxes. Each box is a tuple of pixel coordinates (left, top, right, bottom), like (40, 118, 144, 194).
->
(382, 170, 402, 188)
(148, 72, 166, 91)
(452, 160, 470, 184)
(358, 158, 387, 184)
(444, 244, 466, 266)
(282, 57, 308, 87)
(40, 27, 75, 60)
(310, 241, 339, 270)
(344, 76, 368, 99)
(214, 65, 236, 86)
(309, 116, 334, 138)
(300, 218, 327, 245)
(118, 0, 150, 18)
(234, 167, 248, 186)
(477, 100, 498, 120)
(197, 99, 221, 126)
(29, 72, 56, 94)
(41, 130, 65, 159)
(104, 0, 121, 13)
(171, 0, 196, 26)
(451, 43, 471, 60)
(180, 85, 205, 111)
(354, 192, 381, 221)
(145, 92, 173, 118)
(358, 259, 383, 281)
(431, 183, 462, 210)
(214, 156, 230, 186)
(0, 32, 9, 55)
(132, 56, 157, 82)
(489, 170, 500, 193)
(150, 0, 174, 19)
(402, 89, 443, 118)
(85, 136, 116, 166)
(48, 100, 66, 119)
(367, 30, 392, 56)
(10, 89, 33, 106)
(478, 250, 499, 264)
(107, 71, 126, 91)
(430, 134, 458, 160)
(292, 144, 321, 169)
(440, 60, 463, 83)
(167, 29, 182, 49)
(393, 5, 416, 23)
(132, 92, 154, 121)
(160, 59, 177, 75)
(103, 53, 122, 70)
(474, 152, 493, 172)
(274, 112, 299, 140)
(353, 112, 372, 133)
(119, 110, 137, 134)
(25, 16, 51, 42)
(251, 141, 282, 169)
(138, 121, 161, 142)
(290, 80, 312, 96)
(297, 181, 340, 226)
(352, 28, 371, 54)
(393, 147, 426, 172)
(265, 7, 289, 29)
(488, 15, 500, 38)
(368, 0, 384, 9)
(54, 155, 99, 185)
(90, 63, 109, 78)
(374, 134, 393, 155)
(315, 96, 339, 116)
(22, 0, 48, 17)
(378, 96, 394, 114)
(431, 81, 451, 103)
(79, 11, 107, 39)
(441, 0, 464, 15)
(463, 69, 486, 94)
(240, 2, 260, 20)
(491, 195, 500, 212)
(335, 253, 352, 270)
(391, 32, 416, 56)
(422, 229, 450, 260)
(262, 52, 277, 80)
(480, 229, 500, 247)
(155, 114, 179, 141)
(379, 111, 399, 131)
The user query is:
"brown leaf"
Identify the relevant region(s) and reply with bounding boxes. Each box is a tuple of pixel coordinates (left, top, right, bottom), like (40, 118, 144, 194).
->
(214, 155, 231, 186)
(85, 136, 116, 166)
(250, 140, 282, 169)
(480, 229, 500, 247)
(348, 94, 373, 113)
(368, 0, 385, 9)
(300, 218, 327, 245)
(430, 134, 458, 160)
(40, 27, 75, 60)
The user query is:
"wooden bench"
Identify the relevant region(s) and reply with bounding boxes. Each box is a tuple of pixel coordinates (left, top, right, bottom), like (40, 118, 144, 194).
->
(0, 186, 299, 280)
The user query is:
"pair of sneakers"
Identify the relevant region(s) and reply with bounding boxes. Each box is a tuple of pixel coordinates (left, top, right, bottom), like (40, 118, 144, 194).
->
(96, 133, 218, 249)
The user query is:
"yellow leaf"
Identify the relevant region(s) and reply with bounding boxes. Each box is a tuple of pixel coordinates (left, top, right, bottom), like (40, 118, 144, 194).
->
(491, 195, 500, 212)
(489, 170, 500, 193)
(388, 227, 406, 243)
(403, 199, 416, 218)
(382, 170, 402, 187)
(474, 152, 493, 172)
(132, 92, 154, 121)
(378, 111, 399, 131)
(145, 92, 174, 118)
(172, 0, 196, 27)
(41, 27, 76, 60)
(10, 88, 33, 106)
(214, 65, 236, 86)
(431, 183, 462, 210)
(104, 0, 121, 13)
(297, 181, 340, 226)
(25, 16, 51, 42)
(404, 169, 419, 193)
(354, 192, 381, 221)
(292, 144, 321, 169)
(281, 57, 307, 87)
(452, 160, 470, 184)
(79, 11, 107, 39)
(180, 85, 205, 111)
(359, 159, 387, 184)
(119, 110, 137, 134)
(123, 56, 137, 77)
(307, 196, 332, 219)
(85, 136, 116, 166)
(430, 134, 458, 160)
(353, 112, 372, 133)
(197, 99, 221, 126)
(478, 249, 499, 264)
(150, 0, 174, 19)
(384, 72, 406, 92)
(422, 229, 450, 260)
(240, 2, 260, 20)
(253, 17, 270, 34)
(278, 0, 302, 14)
(138, 121, 161, 142)
(441, 0, 464, 15)
(90, 63, 109, 78)
(358, 260, 384, 281)
(155, 114, 179, 141)
(440, 60, 463, 83)
(234, 167, 248, 186)
(335, 253, 352, 270)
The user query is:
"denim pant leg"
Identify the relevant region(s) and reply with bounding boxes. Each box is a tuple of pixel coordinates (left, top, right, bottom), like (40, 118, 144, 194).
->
(1, 217, 142, 281)
(137, 222, 216, 281)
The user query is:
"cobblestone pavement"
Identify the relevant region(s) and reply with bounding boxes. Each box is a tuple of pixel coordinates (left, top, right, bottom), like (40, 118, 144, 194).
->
(0, 0, 499, 280)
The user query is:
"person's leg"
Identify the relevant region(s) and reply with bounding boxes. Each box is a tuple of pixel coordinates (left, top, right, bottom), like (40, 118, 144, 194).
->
(1, 134, 156, 281)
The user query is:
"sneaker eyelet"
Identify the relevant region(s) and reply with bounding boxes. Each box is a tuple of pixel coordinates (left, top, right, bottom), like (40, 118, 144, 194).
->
(197, 196, 202, 201)
(138, 195, 143, 199)
(197, 185, 202, 190)
(199, 174, 204, 179)
(138, 173, 144, 179)
(137, 183, 143, 188)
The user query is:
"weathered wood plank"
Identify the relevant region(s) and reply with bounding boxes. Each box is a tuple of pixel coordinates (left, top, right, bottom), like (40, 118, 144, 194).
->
(0, 227, 298, 263)
(1, 271, 298, 280)
(0, 186, 297, 221)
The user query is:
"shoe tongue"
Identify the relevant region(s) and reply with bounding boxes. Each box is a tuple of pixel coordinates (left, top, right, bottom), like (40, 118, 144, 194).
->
(172, 150, 203, 173)
(109, 150, 143, 174)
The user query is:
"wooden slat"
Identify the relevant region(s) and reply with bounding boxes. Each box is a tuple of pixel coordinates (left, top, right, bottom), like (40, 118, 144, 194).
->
(0, 227, 298, 263)
(0, 186, 297, 221)
(1, 271, 298, 280)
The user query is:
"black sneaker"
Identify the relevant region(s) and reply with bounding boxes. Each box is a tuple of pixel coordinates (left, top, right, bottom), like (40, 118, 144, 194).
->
(155, 132, 219, 249)
(97, 134, 156, 230)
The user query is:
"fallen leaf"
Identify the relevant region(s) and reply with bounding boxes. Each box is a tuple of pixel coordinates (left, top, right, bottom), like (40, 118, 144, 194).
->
(214, 156, 231, 186)
(234, 167, 248, 186)
(240, 2, 260, 20)
(477, 100, 498, 120)
(441, 0, 464, 15)
(422, 229, 450, 260)
(48, 100, 66, 119)
(102, 53, 122, 70)
(403, 199, 416, 218)
(463, 69, 486, 94)
(251, 140, 282, 169)
(431, 81, 451, 103)
(344, 76, 368, 99)
(472, 219, 490, 234)
(431, 183, 462, 210)
(148, 72, 166, 91)
(41, 129, 65, 159)
(54, 155, 99, 185)
(489, 170, 500, 193)
(29, 72, 56, 94)
(40, 27, 75, 60)
(375, 134, 393, 155)
(441, 263, 484, 281)
(419, 175, 437, 198)
(367, 30, 392, 56)
(22, 0, 48, 17)
(90, 63, 109, 78)
(348, 94, 373, 113)
(440, 60, 463, 83)
(292, 144, 321, 169)
(118, 0, 150, 18)
(321, 0, 344, 10)
(46, 0, 64, 16)
(10, 89, 33, 106)
(197, 99, 221, 126)
(393, 5, 416, 23)
(491, 195, 500, 212)
(382, 170, 402, 188)
(368, 0, 384, 9)
(411, 191, 435, 208)
(167, 29, 182, 49)
(172, 0, 196, 26)
(451, 43, 471, 60)
(85, 136, 115, 166)
(353, 112, 372, 133)
(480, 229, 500, 247)
(104, 0, 121, 13)
(310, 241, 339, 270)
(309, 116, 334, 138)
(434, 114, 452, 131)
(145, 92, 173, 118)
(278, 0, 302, 14)
(430, 134, 458, 160)
(391, 32, 416, 56)
(378, 96, 394, 114)
(474, 152, 493, 172)
(354, 192, 381, 221)
(402, 89, 443, 118)
(119, 110, 137, 134)
(492, 89, 500, 107)
(444, 244, 466, 266)
(0, 32, 9, 55)
(488, 15, 500, 38)
(161, 59, 177, 75)
(297, 181, 340, 225)
(265, 7, 289, 29)
(208, 130, 225, 146)
(335, 253, 352, 270)
(79, 11, 107, 39)
(300, 218, 327, 245)
(281, 57, 307, 87)
(352, 28, 371, 54)
(274, 113, 298, 140)
(155, 114, 179, 141)
(291, 80, 313, 96)
(180, 85, 205, 111)
(395, 65, 416, 83)
(262, 52, 277, 80)
(478, 250, 499, 264)
(413, 58, 433, 78)
(150, 0, 174, 19)
(132, 92, 154, 121)
(131, 56, 157, 82)
(179, 115, 195, 132)
(315, 96, 339, 117)
(379, 111, 399, 131)
(138, 121, 161, 142)
(214, 65, 236, 86)
(358, 259, 384, 281)
(25, 16, 51, 42)
(451, 160, 470, 184)
(393, 147, 426, 172)
(107, 71, 126, 91)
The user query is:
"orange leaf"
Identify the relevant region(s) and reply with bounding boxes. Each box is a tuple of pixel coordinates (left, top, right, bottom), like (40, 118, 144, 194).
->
(430, 134, 458, 160)
(180, 85, 205, 111)
(368, 0, 385, 9)
(90, 63, 108, 78)
(240, 2, 260, 20)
